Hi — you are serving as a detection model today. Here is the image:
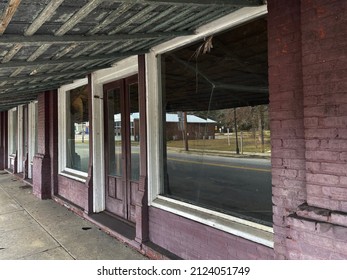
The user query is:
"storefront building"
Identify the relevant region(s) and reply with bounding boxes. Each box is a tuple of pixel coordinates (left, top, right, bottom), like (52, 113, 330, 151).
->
(0, 0, 346, 259)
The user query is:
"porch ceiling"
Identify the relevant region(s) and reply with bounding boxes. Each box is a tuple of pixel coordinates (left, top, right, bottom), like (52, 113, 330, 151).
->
(0, 0, 264, 112)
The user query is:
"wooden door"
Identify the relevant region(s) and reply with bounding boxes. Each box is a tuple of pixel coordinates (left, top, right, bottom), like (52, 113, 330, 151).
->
(104, 75, 139, 223)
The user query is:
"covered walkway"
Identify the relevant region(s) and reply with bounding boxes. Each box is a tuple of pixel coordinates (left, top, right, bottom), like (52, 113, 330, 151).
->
(0, 171, 146, 260)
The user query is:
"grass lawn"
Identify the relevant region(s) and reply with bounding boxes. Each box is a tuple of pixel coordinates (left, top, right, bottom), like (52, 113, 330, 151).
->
(167, 131, 271, 154)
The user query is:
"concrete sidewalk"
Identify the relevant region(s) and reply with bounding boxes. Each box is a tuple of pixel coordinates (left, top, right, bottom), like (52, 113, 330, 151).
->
(0, 171, 147, 260)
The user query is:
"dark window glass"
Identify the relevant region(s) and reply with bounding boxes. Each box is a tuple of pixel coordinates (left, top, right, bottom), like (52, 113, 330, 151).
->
(66, 85, 89, 172)
(161, 18, 272, 225)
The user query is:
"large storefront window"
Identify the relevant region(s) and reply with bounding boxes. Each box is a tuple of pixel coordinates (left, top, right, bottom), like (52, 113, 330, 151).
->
(65, 85, 89, 173)
(9, 108, 17, 155)
(160, 17, 271, 226)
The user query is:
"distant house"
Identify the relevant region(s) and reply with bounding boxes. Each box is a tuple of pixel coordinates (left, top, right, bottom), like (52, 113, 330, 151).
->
(165, 113, 216, 141)
(114, 112, 216, 141)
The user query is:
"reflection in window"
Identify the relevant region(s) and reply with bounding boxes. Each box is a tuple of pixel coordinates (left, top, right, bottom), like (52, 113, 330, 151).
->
(160, 18, 271, 225)
(129, 83, 140, 181)
(34, 102, 38, 154)
(10, 109, 18, 155)
(107, 88, 122, 177)
(66, 85, 89, 173)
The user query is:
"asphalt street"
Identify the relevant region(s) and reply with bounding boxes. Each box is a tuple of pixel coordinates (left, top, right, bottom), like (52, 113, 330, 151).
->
(166, 151, 272, 224)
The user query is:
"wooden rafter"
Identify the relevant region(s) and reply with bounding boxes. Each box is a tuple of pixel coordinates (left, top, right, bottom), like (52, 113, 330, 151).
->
(0, 78, 76, 91)
(129, 5, 177, 34)
(21, 0, 104, 63)
(87, 3, 134, 35)
(109, 5, 158, 35)
(25, 0, 65, 36)
(0, 51, 145, 69)
(55, 0, 105, 36)
(106, 0, 263, 7)
(0, 67, 106, 84)
(0, 32, 194, 45)
(148, 7, 196, 32)
(0, 0, 21, 35)
(3, 0, 65, 67)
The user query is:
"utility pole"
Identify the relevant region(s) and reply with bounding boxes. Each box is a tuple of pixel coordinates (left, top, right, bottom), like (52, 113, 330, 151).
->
(234, 108, 239, 154)
(183, 112, 189, 151)
(259, 106, 265, 153)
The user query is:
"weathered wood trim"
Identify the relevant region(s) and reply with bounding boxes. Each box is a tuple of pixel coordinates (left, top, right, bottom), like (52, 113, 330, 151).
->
(0, 0, 21, 35)
(0, 51, 145, 69)
(0, 32, 194, 45)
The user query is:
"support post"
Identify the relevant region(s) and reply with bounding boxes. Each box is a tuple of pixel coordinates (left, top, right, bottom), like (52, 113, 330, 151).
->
(33, 90, 56, 199)
(135, 54, 149, 244)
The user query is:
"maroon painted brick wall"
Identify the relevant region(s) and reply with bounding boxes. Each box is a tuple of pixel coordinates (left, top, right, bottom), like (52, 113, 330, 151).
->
(268, 0, 347, 259)
(149, 207, 274, 259)
(267, 0, 306, 259)
(301, 0, 347, 212)
(287, 214, 347, 259)
(0, 111, 8, 170)
(33, 92, 52, 199)
(57, 175, 88, 210)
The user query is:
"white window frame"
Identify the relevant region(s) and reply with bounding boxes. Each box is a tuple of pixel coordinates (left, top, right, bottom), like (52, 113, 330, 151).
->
(58, 78, 89, 182)
(8, 107, 17, 168)
(28, 101, 38, 179)
(91, 56, 138, 212)
(146, 5, 274, 247)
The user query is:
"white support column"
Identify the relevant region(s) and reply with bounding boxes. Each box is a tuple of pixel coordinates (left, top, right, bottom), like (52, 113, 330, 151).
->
(146, 51, 164, 204)
(17, 105, 23, 173)
(28, 101, 37, 179)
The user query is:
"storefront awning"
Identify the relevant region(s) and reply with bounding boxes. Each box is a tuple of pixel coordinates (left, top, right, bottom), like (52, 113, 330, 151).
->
(0, 0, 264, 111)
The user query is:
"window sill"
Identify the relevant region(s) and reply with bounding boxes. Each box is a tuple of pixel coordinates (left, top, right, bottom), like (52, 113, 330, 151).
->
(59, 169, 88, 183)
(151, 196, 274, 248)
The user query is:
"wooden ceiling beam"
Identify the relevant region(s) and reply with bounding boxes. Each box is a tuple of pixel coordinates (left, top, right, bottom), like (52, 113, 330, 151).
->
(0, 31, 193, 45)
(0, 66, 108, 84)
(108, 0, 263, 7)
(108, 5, 158, 35)
(25, 0, 65, 36)
(55, 0, 105, 36)
(2, 0, 65, 63)
(0, 0, 21, 35)
(0, 78, 75, 91)
(16, 0, 105, 71)
(0, 51, 143, 69)
(0, 83, 68, 97)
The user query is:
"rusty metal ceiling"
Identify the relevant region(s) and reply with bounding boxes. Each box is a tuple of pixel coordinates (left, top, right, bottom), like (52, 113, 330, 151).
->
(0, 0, 263, 111)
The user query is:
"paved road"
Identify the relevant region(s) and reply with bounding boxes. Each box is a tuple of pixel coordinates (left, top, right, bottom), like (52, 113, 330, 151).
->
(166, 151, 272, 224)
(75, 142, 272, 224)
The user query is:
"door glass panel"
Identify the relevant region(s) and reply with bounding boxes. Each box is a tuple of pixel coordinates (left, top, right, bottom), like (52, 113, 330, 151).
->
(11, 110, 17, 154)
(34, 102, 38, 154)
(66, 85, 89, 172)
(23, 106, 28, 157)
(129, 83, 139, 181)
(107, 88, 122, 177)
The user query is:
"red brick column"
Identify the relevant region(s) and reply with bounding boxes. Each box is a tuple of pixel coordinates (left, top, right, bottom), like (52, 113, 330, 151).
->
(287, 0, 347, 259)
(269, 0, 347, 259)
(0, 111, 8, 170)
(268, 0, 306, 259)
(33, 90, 57, 199)
(135, 54, 149, 244)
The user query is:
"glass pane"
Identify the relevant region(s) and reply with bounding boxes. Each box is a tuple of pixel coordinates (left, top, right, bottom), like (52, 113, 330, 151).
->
(160, 19, 271, 226)
(129, 83, 139, 181)
(23, 106, 28, 156)
(66, 85, 89, 173)
(34, 102, 38, 154)
(11, 110, 17, 154)
(107, 88, 122, 177)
